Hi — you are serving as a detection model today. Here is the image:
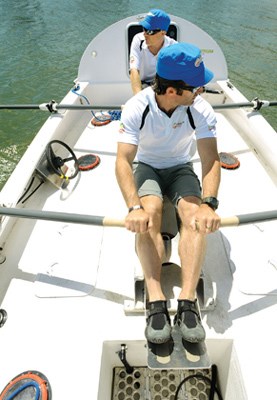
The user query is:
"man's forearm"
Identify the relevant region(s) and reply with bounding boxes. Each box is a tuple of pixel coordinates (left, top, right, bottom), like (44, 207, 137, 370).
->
(198, 138, 221, 198)
(130, 69, 142, 95)
(115, 158, 141, 208)
(201, 159, 221, 198)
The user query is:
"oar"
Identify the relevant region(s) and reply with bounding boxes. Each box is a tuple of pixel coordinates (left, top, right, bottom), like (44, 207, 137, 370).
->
(213, 99, 277, 110)
(0, 207, 277, 228)
(0, 103, 121, 111)
(0, 99, 276, 112)
(220, 210, 277, 227)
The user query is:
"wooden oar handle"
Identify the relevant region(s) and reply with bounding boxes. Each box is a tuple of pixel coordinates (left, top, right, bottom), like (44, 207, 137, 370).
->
(220, 216, 240, 227)
(103, 217, 125, 227)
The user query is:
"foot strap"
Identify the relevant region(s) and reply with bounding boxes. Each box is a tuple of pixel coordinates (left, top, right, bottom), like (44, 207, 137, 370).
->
(175, 300, 200, 323)
(147, 302, 170, 323)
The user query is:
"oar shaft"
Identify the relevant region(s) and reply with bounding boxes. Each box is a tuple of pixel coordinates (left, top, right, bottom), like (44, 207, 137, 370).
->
(0, 207, 277, 228)
(56, 104, 121, 110)
(213, 100, 277, 110)
(0, 206, 125, 227)
(0, 104, 121, 111)
(213, 102, 253, 110)
(0, 104, 41, 110)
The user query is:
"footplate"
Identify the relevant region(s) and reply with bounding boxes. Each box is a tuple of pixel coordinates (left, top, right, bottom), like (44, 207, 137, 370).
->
(124, 264, 216, 315)
(147, 325, 211, 370)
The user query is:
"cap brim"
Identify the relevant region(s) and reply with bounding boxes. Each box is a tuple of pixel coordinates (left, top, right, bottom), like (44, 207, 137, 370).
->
(203, 68, 214, 85)
(139, 20, 151, 30)
(185, 67, 214, 87)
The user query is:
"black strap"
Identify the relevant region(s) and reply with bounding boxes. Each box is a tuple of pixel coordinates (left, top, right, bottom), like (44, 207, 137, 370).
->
(177, 304, 200, 318)
(147, 307, 170, 323)
(139, 104, 150, 130)
(139, 39, 144, 51)
(187, 107, 196, 130)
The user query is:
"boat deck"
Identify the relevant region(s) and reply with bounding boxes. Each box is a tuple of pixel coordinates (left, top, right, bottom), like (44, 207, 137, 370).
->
(0, 104, 276, 399)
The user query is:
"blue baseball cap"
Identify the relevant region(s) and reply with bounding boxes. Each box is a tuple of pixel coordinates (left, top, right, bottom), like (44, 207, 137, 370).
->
(140, 9, 170, 32)
(157, 42, 214, 87)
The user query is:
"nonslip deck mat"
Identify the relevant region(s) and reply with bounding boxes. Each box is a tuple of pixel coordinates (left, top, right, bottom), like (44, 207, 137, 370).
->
(112, 366, 213, 400)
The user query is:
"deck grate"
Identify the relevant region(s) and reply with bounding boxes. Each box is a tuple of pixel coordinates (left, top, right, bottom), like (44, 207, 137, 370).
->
(112, 366, 213, 399)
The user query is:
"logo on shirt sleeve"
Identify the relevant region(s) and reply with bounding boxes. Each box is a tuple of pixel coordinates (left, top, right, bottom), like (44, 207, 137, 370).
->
(119, 122, 125, 133)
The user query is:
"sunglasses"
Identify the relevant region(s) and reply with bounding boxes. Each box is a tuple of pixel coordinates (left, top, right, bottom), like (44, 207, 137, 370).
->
(143, 28, 162, 36)
(182, 85, 202, 93)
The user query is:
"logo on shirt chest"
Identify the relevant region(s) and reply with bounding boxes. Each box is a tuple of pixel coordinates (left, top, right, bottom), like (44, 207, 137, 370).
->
(172, 121, 184, 129)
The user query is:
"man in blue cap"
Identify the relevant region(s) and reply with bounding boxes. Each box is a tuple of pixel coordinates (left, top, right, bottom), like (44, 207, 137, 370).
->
(129, 9, 176, 95)
(116, 42, 221, 344)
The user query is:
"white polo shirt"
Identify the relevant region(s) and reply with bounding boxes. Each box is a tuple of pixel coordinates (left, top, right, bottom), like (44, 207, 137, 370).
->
(129, 32, 176, 82)
(118, 87, 217, 169)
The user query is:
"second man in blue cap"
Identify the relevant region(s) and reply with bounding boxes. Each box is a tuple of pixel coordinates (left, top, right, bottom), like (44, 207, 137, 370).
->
(129, 9, 176, 95)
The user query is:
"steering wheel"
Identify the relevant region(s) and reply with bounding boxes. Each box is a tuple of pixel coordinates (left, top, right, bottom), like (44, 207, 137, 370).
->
(0, 308, 7, 327)
(46, 140, 79, 179)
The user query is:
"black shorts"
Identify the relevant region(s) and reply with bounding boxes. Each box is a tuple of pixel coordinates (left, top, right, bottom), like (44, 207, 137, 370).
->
(133, 162, 201, 207)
